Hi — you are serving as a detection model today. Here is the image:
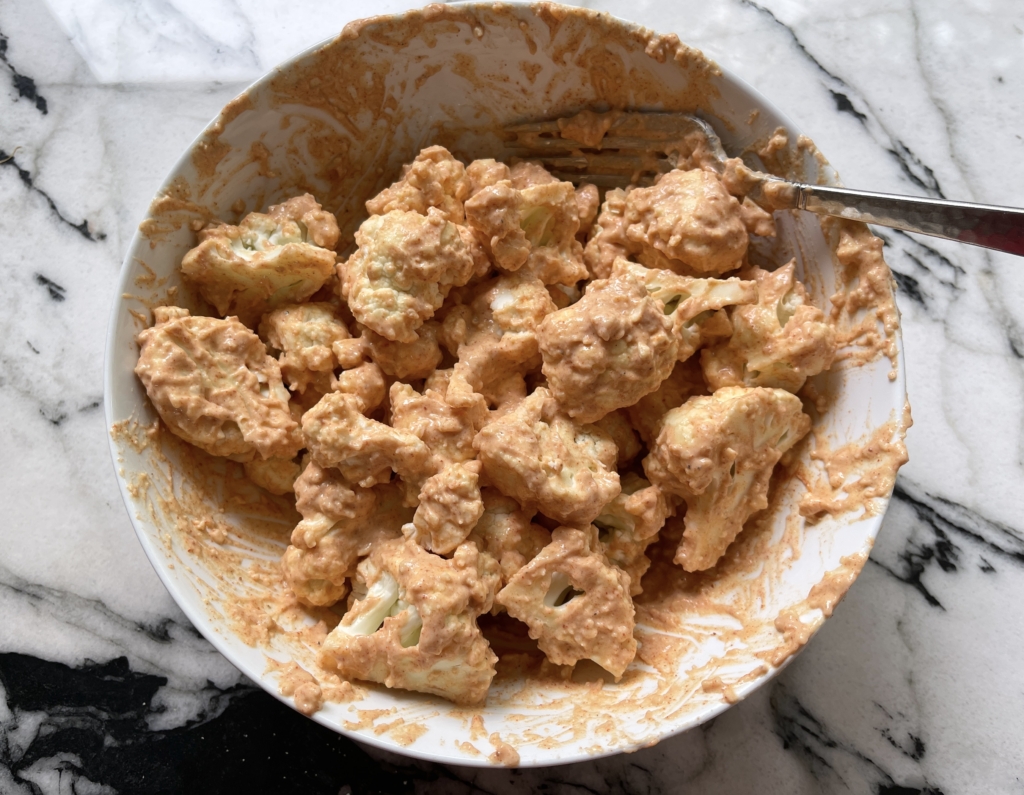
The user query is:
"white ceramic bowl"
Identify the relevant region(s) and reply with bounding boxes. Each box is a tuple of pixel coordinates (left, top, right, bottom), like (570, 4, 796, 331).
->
(104, 1, 908, 768)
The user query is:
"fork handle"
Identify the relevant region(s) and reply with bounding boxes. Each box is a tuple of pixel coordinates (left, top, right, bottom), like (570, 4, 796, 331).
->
(784, 183, 1024, 257)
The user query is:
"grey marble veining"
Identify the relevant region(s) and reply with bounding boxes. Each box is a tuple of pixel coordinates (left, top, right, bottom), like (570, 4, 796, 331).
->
(1, 0, 1023, 792)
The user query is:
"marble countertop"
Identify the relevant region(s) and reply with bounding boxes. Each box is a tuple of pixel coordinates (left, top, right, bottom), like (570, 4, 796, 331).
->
(2, 0, 1023, 792)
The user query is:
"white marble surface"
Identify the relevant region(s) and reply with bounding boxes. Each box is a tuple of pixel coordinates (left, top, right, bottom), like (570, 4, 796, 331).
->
(1, 0, 1023, 792)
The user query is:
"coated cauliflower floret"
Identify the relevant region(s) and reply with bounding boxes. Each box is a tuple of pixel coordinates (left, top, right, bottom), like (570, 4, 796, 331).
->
(496, 526, 636, 678)
(583, 188, 631, 280)
(365, 146, 470, 224)
(593, 474, 673, 595)
(473, 387, 620, 525)
(440, 271, 557, 410)
(320, 537, 501, 704)
(702, 262, 837, 393)
(619, 259, 759, 362)
(518, 181, 588, 285)
(466, 158, 512, 197)
(301, 392, 430, 487)
(331, 336, 370, 370)
(464, 176, 587, 287)
(243, 456, 301, 495)
(389, 380, 486, 477)
(282, 480, 410, 607)
(289, 459, 378, 549)
(362, 321, 443, 381)
(258, 302, 350, 394)
(181, 194, 338, 325)
(643, 386, 811, 571)
(575, 183, 600, 235)
(739, 196, 776, 237)
(135, 307, 301, 460)
(332, 361, 386, 415)
(464, 180, 531, 271)
(537, 259, 678, 423)
(626, 358, 708, 446)
(592, 410, 642, 468)
(340, 208, 475, 343)
(405, 461, 485, 555)
(509, 160, 557, 190)
(624, 169, 748, 275)
(467, 489, 551, 586)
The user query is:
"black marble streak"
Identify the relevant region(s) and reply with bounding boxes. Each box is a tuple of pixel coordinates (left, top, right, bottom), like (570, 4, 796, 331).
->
(873, 703, 926, 763)
(33, 273, 65, 302)
(0, 651, 670, 795)
(0, 149, 104, 241)
(0, 29, 47, 114)
(873, 230, 963, 314)
(0, 653, 426, 795)
(736, 0, 946, 198)
(769, 683, 944, 795)
(829, 90, 867, 123)
(870, 478, 1024, 608)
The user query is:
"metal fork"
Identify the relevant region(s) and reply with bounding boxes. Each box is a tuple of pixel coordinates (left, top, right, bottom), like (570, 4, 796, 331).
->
(504, 112, 1024, 257)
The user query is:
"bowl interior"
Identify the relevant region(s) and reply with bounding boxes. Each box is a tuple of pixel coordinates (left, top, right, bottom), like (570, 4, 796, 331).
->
(105, 1, 906, 767)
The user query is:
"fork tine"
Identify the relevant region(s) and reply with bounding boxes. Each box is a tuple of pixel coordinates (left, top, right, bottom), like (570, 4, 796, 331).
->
(548, 172, 645, 188)
(504, 120, 562, 134)
(504, 111, 726, 187)
(504, 134, 689, 152)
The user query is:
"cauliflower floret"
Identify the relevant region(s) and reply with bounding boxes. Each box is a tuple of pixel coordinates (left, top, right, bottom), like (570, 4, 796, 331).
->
(457, 223, 494, 280)
(466, 158, 512, 197)
(473, 387, 620, 525)
(575, 183, 600, 236)
(289, 459, 378, 549)
(624, 169, 748, 275)
(537, 259, 678, 424)
(390, 380, 487, 477)
(466, 489, 551, 586)
(365, 146, 470, 224)
(463, 176, 587, 287)
(739, 196, 776, 237)
(440, 271, 557, 410)
(547, 282, 582, 310)
(242, 456, 301, 495)
(592, 409, 642, 468)
(302, 392, 430, 487)
(331, 336, 370, 369)
(702, 262, 837, 393)
(340, 208, 476, 343)
(643, 386, 811, 571)
(135, 308, 301, 460)
(583, 188, 631, 280)
(320, 537, 501, 704)
(362, 321, 443, 381)
(509, 160, 557, 189)
(332, 361, 386, 415)
(282, 480, 410, 607)
(593, 474, 673, 595)
(496, 526, 636, 678)
(518, 181, 588, 285)
(626, 358, 708, 446)
(464, 180, 531, 271)
(181, 194, 338, 325)
(258, 302, 350, 394)
(405, 461, 485, 555)
(619, 259, 759, 362)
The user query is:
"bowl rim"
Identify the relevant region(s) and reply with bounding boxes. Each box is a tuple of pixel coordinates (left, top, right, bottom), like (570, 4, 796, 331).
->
(103, 0, 908, 768)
